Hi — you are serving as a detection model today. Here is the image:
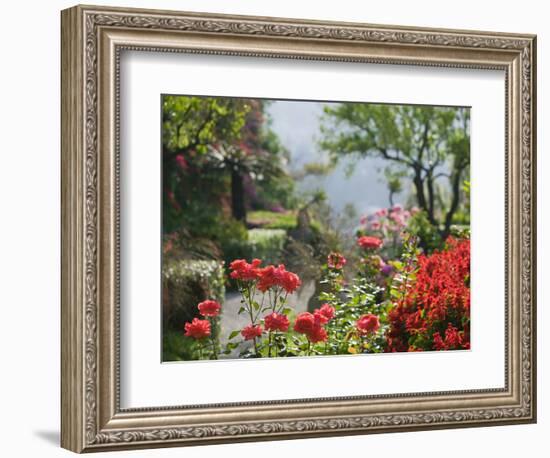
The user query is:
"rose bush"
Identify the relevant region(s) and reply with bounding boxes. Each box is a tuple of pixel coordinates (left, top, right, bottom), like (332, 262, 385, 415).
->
(181, 216, 470, 360)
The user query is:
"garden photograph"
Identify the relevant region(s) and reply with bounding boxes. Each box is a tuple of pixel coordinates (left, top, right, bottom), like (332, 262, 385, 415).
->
(161, 95, 471, 362)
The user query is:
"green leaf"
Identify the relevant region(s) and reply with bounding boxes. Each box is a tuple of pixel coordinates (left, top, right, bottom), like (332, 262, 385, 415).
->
(228, 330, 240, 340)
(238, 306, 246, 315)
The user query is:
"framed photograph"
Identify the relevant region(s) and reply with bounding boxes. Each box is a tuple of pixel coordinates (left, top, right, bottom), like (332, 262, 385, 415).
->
(61, 4, 537, 453)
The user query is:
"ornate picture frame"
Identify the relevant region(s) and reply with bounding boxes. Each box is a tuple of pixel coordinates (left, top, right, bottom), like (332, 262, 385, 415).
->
(61, 4, 536, 453)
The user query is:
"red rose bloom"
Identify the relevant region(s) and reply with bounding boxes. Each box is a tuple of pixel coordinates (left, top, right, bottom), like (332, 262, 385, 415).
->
(357, 235, 383, 250)
(356, 314, 380, 335)
(197, 299, 221, 317)
(307, 325, 328, 343)
(327, 252, 347, 270)
(184, 318, 211, 339)
(229, 259, 262, 281)
(241, 324, 263, 341)
(257, 264, 301, 293)
(294, 312, 328, 343)
(293, 312, 315, 334)
(314, 303, 335, 324)
(264, 312, 290, 332)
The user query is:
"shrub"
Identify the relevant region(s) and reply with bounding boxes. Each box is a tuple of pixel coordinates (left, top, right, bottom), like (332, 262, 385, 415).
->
(386, 237, 470, 352)
(216, 218, 249, 267)
(162, 329, 195, 361)
(162, 259, 225, 346)
(247, 210, 297, 230)
(406, 209, 444, 253)
(246, 229, 287, 264)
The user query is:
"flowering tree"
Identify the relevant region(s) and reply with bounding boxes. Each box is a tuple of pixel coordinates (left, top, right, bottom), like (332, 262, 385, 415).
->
(386, 237, 470, 352)
(320, 104, 470, 238)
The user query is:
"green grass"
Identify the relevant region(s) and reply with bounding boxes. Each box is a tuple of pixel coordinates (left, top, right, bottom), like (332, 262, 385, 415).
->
(248, 210, 297, 230)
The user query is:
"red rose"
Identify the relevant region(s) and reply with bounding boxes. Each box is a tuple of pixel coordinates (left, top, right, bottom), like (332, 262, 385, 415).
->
(293, 312, 315, 334)
(229, 259, 262, 281)
(327, 252, 347, 270)
(257, 264, 301, 293)
(197, 299, 221, 317)
(307, 325, 328, 343)
(294, 312, 328, 343)
(241, 324, 263, 341)
(184, 318, 211, 339)
(264, 312, 290, 332)
(317, 303, 335, 322)
(356, 314, 380, 335)
(281, 270, 301, 293)
(357, 235, 383, 250)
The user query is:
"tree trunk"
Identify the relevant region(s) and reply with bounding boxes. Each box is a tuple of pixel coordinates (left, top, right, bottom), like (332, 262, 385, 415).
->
(442, 165, 464, 239)
(426, 170, 435, 222)
(412, 167, 436, 225)
(231, 169, 247, 222)
(389, 190, 395, 207)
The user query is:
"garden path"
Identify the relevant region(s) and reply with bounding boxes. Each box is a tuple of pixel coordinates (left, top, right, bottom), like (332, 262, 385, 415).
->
(219, 280, 316, 357)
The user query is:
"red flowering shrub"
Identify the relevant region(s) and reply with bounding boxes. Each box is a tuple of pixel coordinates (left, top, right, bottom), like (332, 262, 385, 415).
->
(197, 300, 221, 317)
(356, 314, 381, 335)
(264, 312, 290, 332)
(386, 237, 470, 352)
(357, 235, 383, 250)
(184, 318, 211, 339)
(241, 324, 263, 341)
(433, 324, 470, 350)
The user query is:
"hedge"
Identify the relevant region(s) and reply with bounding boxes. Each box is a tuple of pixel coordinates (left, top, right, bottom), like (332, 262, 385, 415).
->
(245, 229, 287, 265)
(162, 259, 225, 336)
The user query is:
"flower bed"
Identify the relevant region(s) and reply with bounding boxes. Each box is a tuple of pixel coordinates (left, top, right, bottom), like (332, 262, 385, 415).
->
(173, 211, 471, 360)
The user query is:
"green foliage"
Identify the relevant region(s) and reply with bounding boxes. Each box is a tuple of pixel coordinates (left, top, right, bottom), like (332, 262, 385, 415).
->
(406, 209, 444, 253)
(317, 265, 389, 355)
(162, 259, 225, 334)
(320, 103, 470, 236)
(246, 229, 287, 265)
(162, 95, 248, 155)
(163, 228, 222, 262)
(215, 218, 250, 267)
(247, 210, 297, 230)
(162, 329, 195, 362)
(162, 95, 296, 240)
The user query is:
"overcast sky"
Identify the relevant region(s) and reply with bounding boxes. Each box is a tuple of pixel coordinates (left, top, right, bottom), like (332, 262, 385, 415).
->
(266, 100, 407, 217)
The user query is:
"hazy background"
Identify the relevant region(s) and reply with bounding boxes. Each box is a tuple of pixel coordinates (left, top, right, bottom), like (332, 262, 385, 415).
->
(268, 100, 408, 216)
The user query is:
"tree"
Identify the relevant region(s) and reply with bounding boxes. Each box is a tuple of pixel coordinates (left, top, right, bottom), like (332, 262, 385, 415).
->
(162, 96, 293, 231)
(162, 95, 250, 232)
(320, 104, 470, 237)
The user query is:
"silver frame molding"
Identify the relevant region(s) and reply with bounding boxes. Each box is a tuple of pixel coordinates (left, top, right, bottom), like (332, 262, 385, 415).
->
(61, 4, 537, 453)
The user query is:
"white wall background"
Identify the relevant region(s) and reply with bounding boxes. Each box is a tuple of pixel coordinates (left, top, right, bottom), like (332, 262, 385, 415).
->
(0, 0, 546, 456)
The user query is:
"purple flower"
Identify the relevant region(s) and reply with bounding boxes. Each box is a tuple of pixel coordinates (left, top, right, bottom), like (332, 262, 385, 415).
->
(381, 263, 394, 276)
